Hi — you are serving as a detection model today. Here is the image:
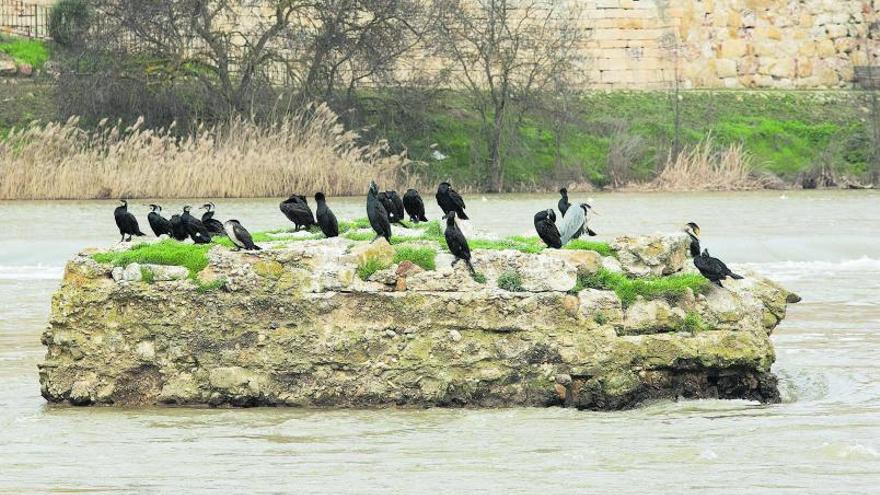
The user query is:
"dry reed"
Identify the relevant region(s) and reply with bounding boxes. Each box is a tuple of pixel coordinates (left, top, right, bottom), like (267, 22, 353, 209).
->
(0, 103, 411, 200)
(627, 136, 768, 192)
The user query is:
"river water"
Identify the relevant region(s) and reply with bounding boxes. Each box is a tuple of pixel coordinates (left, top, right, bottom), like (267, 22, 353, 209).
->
(1, 191, 878, 493)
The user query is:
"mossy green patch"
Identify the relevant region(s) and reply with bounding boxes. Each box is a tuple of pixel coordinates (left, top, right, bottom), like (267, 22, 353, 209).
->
(357, 258, 392, 281)
(497, 270, 525, 292)
(564, 239, 615, 257)
(139, 266, 155, 284)
(196, 277, 226, 293)
(680, 311, 712, 333)
(393, 245, 437, 271)
(92, 240, 210, 278)
(577, 268, 709, 307)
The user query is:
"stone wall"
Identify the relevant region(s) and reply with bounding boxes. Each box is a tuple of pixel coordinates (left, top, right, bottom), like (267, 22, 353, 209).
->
(581, 0, 877, 89)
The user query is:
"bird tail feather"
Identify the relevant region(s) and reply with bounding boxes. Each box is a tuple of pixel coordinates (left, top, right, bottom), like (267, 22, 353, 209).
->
(457, 211, 469, 220)
(730, 273, 744, 279)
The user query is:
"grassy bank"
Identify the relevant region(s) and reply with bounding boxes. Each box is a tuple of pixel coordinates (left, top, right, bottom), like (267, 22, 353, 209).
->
(360, 90, 872, 189)
(0, 81, 875, 197)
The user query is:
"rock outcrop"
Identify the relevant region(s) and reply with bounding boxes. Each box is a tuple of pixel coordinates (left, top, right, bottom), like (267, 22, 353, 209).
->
(39, 232, 799, 410)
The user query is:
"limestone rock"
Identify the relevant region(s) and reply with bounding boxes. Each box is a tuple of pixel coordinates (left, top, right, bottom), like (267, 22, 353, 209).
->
(39, 232, 798, 410)
(145, 264, 189, 281)
(612, 232, 690, 277)
(543, 249, 603, 275)
(347, 238, 394, 266)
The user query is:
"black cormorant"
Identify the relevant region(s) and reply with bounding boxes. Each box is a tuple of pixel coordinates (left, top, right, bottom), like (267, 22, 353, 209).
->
(534, 209, 562, 249)
(558, 203, 597, 245)
(200, 203, 226, 236)
(558, 188, 571, 217)
(181, 205, 212, 244)
(314, 192, 339, 238)
(695, 248, 743, 287)
(436, 182, 469, 220)
(386, 190, 406, 224)
(402, 189, 428, 222)
(224, 220, 261, 251)
(279, 194, 316, 231)
(147, 204, 173, 237)
(684, 222, 701, 257)
(114, 199, 145, 242)
(443, 211, 475, 274)
(367, 181, 392, 242)
(169, 213, 189, 241)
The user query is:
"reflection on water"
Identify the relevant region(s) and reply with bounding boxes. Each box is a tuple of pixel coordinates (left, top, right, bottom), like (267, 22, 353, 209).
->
(1, 190, 878, 493)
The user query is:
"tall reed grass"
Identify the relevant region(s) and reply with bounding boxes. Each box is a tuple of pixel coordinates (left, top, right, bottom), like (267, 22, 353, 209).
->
(0, 103, 411, 200)
(628, 136, 768, 192)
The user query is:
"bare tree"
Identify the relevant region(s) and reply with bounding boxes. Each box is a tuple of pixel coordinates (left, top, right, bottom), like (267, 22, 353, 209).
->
(433, 0, 584, 192)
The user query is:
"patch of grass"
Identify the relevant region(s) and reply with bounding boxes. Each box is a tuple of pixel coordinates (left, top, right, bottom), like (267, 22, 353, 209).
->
(92, 240, 211, 278)
(497, 270, 525, 292)
(357, 258, 392, 281)
(564, 239, 616, 257)
(338, 218, 372, 232)
(468, 236, 545, 254)
(140, 266, 155, 284)
(196, 277, 226, 293)
(393, 245, 437, 271)
(680, 311, 711, 333)
(0, 36, 50, 68)
(344, 230, 378, 242)
(577, 268, 709, 307)
(471, 272, 487, 284)
(594, 312, 609, 325)
(211, 231, 320, 248)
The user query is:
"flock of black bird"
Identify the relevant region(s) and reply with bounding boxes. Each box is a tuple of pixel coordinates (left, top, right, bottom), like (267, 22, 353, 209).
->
(113, 184, 744, 287)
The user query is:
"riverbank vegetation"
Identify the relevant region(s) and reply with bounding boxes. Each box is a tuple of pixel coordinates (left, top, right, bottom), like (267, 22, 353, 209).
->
(1, 0, 877, 198)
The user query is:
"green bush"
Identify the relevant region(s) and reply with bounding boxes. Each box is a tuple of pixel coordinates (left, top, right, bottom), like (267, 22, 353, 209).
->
(497, 270, 525, 292)
(681, 311, 710, 333)
(139, 266, 155, 284)
(196, 278, 227, 293)
(49, 0, 91, 47)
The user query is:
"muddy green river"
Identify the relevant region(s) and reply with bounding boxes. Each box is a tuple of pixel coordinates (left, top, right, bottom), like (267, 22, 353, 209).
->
(1, 190, 878, 493)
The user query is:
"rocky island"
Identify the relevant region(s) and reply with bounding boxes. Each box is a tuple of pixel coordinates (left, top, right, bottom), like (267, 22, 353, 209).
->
(39, 222, 800, 410)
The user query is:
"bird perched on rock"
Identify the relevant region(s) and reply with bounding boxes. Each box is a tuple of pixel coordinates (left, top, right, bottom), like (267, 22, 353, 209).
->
(558, 203, 597, 245)
(200, 203, 226, 236)
(443, 211, 475, 275)
(534, 209, 562, 249)
(695, 249, 743, 287)
(377, 190, 407, 224)
(113, 199, 145, 243)
(279, 195, 316, 231)
(147, 204, 173, 237)
(181, 205, 212, 244)
(169, 213, 189, 241)
(558, 188, 571, 217)
(224, 220, 261, 251)
(436, 182, 469, 220)
(684, 222, 701, 257)
(314, 192, 339, 238)
(403, 189, 428, 223)
(367, 181, 392, 242)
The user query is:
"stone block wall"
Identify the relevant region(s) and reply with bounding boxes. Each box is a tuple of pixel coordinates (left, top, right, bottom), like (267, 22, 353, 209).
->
(582, 0, 878, 89)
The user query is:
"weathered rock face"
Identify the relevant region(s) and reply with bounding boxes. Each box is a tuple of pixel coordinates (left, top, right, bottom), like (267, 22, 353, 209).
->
(39, 233, 798, 410)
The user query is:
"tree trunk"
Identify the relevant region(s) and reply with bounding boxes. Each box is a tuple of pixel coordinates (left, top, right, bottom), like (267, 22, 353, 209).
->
(487, 114, 504, 193)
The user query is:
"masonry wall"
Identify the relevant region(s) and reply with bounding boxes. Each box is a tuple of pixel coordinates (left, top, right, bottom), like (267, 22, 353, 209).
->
(583, 0, 877, 89)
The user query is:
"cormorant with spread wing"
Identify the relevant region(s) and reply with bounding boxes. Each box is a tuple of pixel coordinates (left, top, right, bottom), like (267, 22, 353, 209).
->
(436, 182, 469, 220)
(113, 199, 145, 242)
(314, 192, 339, 238)
(200, 203, 226, 236)
(443, 211, 475, 274)
(279, 194, 316, 231)
(534, 209, 562, 249)
(181, 205, 212, 244)
(147, 204, 173, 237)
(402, 189, 428, 223)
(367, 181, 392, 242)
(224, 220, 261, 251)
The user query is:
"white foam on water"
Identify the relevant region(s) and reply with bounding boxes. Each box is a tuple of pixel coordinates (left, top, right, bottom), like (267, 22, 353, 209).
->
(0, 265, 64, 281)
